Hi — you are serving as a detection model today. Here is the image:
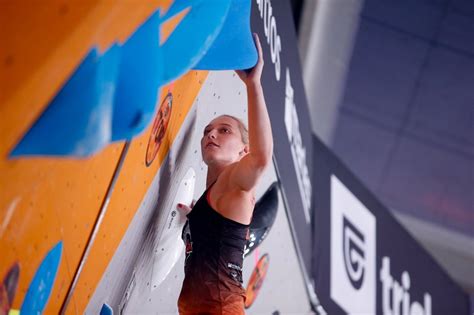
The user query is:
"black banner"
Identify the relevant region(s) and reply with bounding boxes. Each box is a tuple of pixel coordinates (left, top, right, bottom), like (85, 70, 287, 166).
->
(312, 135, 470, 314)
(250, 0, 314, 275)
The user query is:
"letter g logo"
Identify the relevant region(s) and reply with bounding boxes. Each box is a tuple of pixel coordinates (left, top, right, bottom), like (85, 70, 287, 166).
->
(342, 216, 366, 290)
(330, 176, 376, 314)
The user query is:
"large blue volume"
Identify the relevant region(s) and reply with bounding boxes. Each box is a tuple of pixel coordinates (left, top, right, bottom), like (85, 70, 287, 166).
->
(10, 0, 257, 157)
(193, 0, 257, 70)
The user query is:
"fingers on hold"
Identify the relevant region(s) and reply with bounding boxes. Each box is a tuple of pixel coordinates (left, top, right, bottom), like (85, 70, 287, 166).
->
(253, 33, 262, 48)
(178, 201, 195, 211)
(254, 39, 263, 60)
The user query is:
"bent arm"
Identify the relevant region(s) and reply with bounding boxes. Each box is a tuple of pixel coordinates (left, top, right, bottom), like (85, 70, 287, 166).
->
(233, 34, 273, 191)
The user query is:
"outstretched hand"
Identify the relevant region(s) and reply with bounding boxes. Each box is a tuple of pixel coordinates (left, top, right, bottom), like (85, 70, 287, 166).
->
(236, 33, 264, 86)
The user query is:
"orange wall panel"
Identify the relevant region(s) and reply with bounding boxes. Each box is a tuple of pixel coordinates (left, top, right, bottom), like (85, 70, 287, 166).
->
(0, 144, 125, 312)
(0, 1, 184, 313)
(66, 70, 208, 313)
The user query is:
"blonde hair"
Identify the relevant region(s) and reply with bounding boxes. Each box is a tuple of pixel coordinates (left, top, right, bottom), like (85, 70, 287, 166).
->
(222, 115, 248, 144)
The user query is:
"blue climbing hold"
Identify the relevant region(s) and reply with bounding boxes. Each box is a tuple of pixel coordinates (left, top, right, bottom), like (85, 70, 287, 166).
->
(193, 0, 257, 70)
(100, 303, 114, 315)
(111, 11, 162, 141)
(21, 241, 63, 314)
(10, 46, 120, 157)
(160, 0, 232, 83)
(10, 0, 257, 158)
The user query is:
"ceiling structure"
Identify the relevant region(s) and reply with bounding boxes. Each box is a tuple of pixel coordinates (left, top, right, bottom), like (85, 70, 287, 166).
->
(297, 0, 474, 292)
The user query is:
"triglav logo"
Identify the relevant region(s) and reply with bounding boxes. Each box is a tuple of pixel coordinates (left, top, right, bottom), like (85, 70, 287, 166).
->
(330, 176, 376, 314)
(342, 216, 365, 290)
(380, 257, 432, 315)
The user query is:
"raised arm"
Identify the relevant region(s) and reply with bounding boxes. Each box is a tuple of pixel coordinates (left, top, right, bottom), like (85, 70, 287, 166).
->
(233, 34, 273, 191)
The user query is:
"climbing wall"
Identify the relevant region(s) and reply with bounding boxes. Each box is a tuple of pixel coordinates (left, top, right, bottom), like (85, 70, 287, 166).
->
(0, 2, 178, 313)
(1, 1, 314, 313)
(86, 71, 314, 314)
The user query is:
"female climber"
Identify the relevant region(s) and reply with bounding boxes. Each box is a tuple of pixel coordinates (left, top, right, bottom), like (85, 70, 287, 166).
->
(176, 33, 273, 315)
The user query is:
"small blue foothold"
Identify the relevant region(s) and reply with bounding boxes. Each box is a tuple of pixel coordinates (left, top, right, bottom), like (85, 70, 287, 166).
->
(100, 303, 113, 315)
(20, 241, 63, 314)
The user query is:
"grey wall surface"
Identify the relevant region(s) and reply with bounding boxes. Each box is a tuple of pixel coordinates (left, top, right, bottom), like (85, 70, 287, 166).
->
(298, 0, 364, 145)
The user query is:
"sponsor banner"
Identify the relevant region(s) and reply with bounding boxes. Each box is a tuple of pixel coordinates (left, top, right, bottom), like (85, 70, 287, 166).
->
(330, 176, 376, 314)
(312, 136, 470, 314)
(250, 0, 314, 272)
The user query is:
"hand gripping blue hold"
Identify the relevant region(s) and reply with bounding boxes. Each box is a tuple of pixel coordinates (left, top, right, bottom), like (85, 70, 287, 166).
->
(193, 0, 258, 70)
(10, 46, 120, 157)
(160, 0, 232, 84)
(21, 241, 63, 314)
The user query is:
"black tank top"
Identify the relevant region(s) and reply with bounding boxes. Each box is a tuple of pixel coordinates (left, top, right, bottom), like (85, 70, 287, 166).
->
(178, 185, 250, 313)
(185, 184, 250, 260)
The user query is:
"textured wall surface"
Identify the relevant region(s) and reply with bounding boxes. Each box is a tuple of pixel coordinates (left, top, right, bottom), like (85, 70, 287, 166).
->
(87, 71, 313, 314)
